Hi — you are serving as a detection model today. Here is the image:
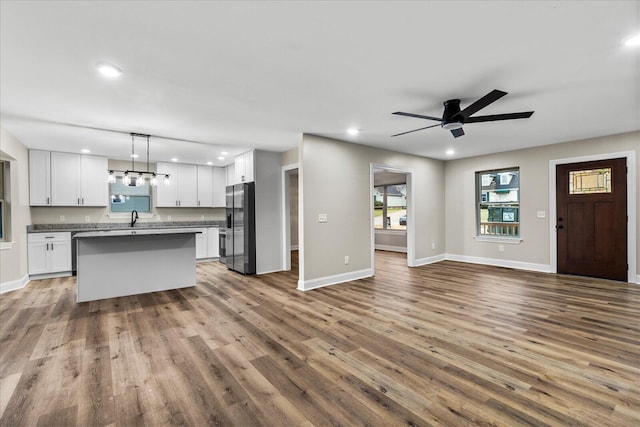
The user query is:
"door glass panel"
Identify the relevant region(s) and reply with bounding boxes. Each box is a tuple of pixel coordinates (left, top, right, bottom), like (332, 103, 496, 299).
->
(569, 168, 611, 194)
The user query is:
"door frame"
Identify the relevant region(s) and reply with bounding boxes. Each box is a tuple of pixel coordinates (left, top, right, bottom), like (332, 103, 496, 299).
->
(549, 151, 637, 282)
(370, 163, 415, 274)
(281, 162, 299, 272)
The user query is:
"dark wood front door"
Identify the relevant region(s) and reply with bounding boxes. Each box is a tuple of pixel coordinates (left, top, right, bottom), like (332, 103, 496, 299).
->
(556, 158, 627, 281)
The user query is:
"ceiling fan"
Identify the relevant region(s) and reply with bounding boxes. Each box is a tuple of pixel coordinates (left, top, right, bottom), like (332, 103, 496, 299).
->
(392, 89, 534, 138)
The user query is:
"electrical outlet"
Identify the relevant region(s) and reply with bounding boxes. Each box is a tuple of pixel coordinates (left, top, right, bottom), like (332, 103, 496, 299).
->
(201, 215, 205, 220)
(499, 244, 505, 252)
(167, 215, 172, 221)
(85, 216, 91, 222)
(344, 255, 349, 265)
(60, 215, 65, 222)
(318, 213, 328, 223)
(431, 242, 436, 250)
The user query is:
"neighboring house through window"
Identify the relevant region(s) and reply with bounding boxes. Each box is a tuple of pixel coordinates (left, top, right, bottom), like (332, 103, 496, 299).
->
(373, 184, 407, 230)
(476, 168, 520, 237)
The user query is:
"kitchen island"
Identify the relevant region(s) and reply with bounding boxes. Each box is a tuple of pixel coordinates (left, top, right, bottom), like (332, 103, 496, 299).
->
(74, 228, 201, 302)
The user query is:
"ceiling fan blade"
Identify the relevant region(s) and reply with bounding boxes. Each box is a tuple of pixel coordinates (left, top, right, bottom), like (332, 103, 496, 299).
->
(464, 111, 534, 123)
(455, 89, 507, 120)
(392, 112, 442, 122)
(450, 128, 465, 138)
(391, 123, 441, 137)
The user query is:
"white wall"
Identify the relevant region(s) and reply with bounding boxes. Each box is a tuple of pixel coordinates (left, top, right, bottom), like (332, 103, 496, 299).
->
(299, 134, 445, 289)
(445, 131, 639, 281)
(0, 128, 32, 291)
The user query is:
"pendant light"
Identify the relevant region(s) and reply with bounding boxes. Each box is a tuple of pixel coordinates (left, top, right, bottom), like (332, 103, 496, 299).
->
(106, 133, 170, 186)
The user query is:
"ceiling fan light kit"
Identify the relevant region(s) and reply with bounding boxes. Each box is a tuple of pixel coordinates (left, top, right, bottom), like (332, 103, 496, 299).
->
(392, 89, 534, 138)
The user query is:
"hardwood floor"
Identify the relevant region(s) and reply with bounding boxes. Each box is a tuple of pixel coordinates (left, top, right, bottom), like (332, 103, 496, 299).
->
(1, 251, 639, 426)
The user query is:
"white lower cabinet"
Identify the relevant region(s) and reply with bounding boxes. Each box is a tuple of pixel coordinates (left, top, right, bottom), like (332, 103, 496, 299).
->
(28, 232, 72, 276)
(207, 227, 219, 258)
(195, 228, 208, 259)
(195, 227, 221, 260)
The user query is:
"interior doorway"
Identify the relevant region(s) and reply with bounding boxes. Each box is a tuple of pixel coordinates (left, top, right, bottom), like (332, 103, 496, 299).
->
(556, 158, 627, 281)
(282, 164, 299, 273)
(371, 165, 413, 273)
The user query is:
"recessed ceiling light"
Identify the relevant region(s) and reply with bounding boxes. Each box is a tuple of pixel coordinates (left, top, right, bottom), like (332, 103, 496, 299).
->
(623, 32, 640, 47)
(221, 151, 228, 155)
(171, 158, 179, 162)
(446, 149, 455, 156)
(347, 128, 359, 136)
(81, 149, 91, 154)
(206, 161, 213, 165)
(96, 61, 122, 78)
(218, 156, 225, 161)
(131, 154, 139, 158)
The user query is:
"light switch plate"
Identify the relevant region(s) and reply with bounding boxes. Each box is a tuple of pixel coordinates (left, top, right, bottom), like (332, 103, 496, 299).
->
(537, 210, 546, 218)
(318, 213, 328, 223)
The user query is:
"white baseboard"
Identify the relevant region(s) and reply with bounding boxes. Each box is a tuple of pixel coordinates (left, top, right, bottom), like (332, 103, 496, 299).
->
(375, 244, 407, 253)
(1, 274, 29, 294)
(444, 253, 552, 273)
(298, 268, 373, 291)
(632, 274, 640, 285)
(412, 254, 446, 267)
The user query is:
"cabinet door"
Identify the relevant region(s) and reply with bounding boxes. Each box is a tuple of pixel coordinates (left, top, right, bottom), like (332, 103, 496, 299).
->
(196, 166, 213, 207)
(80, 155, 108, 206)
(212, 167, 226, 207)
(28, 242, 49, 275)
(234, 154, 245, 183)
(226, 163, 236, 186)
(177, 164, 198, 207)
(207, 227, 219, 257)
(29, 150, 51, 206)
(49, 240, 71, 272)
(155, 162, 178, 207)
(51, 152, 80, 205)
(243, 151, 254, 183)
(195, 229, 208, 259)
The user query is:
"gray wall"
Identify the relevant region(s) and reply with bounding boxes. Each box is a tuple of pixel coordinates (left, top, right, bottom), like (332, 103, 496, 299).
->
(299, 134, 445, 287)
(254, 150, 283, 274)
(0, 128, 32, 287)
(445, 131, 639, 279)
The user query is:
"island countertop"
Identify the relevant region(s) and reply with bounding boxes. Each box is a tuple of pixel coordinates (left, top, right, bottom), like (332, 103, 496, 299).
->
(73, 228, 203, 239)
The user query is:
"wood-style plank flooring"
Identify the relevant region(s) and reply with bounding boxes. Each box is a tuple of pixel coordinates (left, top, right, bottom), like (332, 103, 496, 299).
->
(1, 251, 639, 426)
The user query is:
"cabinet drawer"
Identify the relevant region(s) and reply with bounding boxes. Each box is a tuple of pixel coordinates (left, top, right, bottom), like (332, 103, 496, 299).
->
(28, 232, 71, 243)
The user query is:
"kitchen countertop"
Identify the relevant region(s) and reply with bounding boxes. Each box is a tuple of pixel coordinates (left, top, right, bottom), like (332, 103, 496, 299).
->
(73, 228, 203, 239)
(27, 221, 223, 233)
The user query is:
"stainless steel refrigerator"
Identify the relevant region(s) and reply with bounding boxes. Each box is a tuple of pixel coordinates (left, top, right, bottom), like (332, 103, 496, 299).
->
(225, 182, 256, 274)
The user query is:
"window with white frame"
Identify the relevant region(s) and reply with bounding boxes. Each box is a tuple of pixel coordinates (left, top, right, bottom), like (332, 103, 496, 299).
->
(109, 173, 151, 213)
(476, 168, 520, 237)
(373, 184, 407, 230)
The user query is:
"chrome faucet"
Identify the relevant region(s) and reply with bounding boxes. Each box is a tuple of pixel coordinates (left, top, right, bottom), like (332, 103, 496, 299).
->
(130, 210, 139, 227)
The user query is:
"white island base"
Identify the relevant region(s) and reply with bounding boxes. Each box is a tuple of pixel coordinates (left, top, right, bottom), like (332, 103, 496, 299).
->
(74, 229, 200, 303)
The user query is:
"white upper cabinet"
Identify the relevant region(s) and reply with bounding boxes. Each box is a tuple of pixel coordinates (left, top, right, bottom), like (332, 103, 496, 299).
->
(51, 152, 80, 205)
(32, 150, 107, 207)
(80, 154, 108, 206)
(29, 150, 51, 206)
(197, 165, 213, 207)
(212, 166, 226, 207)
(234, 151, 254, 184)
(156, 162, 198, 207)
(226, 163, 236, 186)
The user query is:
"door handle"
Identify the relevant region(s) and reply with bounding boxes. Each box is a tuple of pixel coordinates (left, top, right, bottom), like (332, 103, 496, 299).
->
(556, 225, 564, 230)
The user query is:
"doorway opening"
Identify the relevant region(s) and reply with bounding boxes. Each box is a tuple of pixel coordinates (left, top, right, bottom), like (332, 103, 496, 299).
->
(282, 164, 299, 274)
(371, 165, 414, 274)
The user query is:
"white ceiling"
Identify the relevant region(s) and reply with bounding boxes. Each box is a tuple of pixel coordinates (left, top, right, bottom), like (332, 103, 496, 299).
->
(1, 1, 638, 166)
